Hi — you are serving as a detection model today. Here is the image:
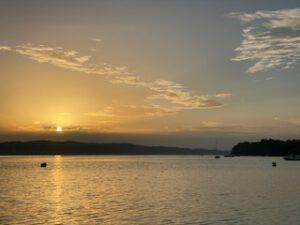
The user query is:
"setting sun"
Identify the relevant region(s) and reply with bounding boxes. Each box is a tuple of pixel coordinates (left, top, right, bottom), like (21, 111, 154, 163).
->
(56, 126, 63, 132)
(0, 1, 299, 225)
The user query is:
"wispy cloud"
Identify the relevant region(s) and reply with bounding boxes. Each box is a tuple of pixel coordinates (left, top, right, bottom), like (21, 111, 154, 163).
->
(152, 121, 252, 134)
(265, 77, 274, 81)
(91, 38, 102, 43)
(109, 75, 147, 87)
(85, 104, 175, 118)
(1, 43, 227, 112)
(230, 8, 300, 73)
(273, 117, 300, 127)
(214, 93, 232, 99)
(200, 121, 243, 131)
(0, 46, 11, 51)
(28, 123, 117, 133)
(1, 44, 129, 76)
(288, 118, 300, 126)
(8, 118, 119, 133)
(110, 76, 225, 109)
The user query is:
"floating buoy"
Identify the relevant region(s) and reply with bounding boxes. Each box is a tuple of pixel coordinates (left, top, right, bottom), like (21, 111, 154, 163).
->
(272, 162, 277, 167)
(40, 162, 47, 168)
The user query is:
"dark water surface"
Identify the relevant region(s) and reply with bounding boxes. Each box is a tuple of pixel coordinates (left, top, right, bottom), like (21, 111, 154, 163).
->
(0, 156, 299, 225)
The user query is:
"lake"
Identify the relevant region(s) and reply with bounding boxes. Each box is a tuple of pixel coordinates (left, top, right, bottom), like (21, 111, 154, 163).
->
(0, 156, 299, 225)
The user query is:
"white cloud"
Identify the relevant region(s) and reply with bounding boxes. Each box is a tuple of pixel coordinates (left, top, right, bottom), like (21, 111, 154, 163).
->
(230, 8, 300, 73)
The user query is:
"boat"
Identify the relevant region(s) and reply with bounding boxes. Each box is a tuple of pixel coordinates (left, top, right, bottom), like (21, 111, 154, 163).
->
(40, 162, 47, 167)
(214, 140, 220, 159)
(224, 154, 235, 157)
(283, 155, 300, 161)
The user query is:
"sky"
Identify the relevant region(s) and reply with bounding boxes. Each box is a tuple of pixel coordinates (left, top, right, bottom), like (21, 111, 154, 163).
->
(0, 0, 299, 150)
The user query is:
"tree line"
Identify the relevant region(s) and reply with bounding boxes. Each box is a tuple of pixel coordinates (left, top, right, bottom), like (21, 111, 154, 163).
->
(231, 139, 300, 156)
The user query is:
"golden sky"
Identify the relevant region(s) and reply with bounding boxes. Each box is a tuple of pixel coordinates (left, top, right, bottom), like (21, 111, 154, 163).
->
(0, 1, 299, 149)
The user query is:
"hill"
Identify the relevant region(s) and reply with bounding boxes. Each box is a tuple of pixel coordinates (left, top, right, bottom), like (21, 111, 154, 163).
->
(0, 140, 228, 155)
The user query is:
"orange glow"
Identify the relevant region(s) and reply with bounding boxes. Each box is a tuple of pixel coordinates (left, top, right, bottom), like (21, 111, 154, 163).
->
(56, 126, 63, 132)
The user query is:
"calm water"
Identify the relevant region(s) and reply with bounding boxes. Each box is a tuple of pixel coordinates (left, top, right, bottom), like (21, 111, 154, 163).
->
(0, 156, 299, 225)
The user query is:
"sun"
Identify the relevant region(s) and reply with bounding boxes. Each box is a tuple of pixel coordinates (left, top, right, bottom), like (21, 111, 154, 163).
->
(56, 126, 63, 132)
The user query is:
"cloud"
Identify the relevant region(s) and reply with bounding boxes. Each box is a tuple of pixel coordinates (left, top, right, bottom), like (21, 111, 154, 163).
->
(110, 76, 224, 109)
(265, 77, 274, 81)
(85, 104, 176, 118)
(181, 121, 256, 134)
(153, 121, 252, 134)
(200, 121, 242, 131)
(0, 46, 11, 51)
(288, 118, 300, 126)
(274, 117, 300, 127)
(230, 8, 300, 73)
(13, 120, 119, 133)
(109, 75, 147, 87)
(1, 43, 225, 111)
(147, 80, 226, 109)
(214, 93, 232, 98)
(5, 44, 130, 76)
(91, 38, 102, 43)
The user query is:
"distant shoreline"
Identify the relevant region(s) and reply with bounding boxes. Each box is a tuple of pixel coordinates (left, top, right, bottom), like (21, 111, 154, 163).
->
(0, 140, 229, 155)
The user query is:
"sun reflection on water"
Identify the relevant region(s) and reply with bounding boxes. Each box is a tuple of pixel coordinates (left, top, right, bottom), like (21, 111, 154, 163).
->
(52, 155, 63, 224)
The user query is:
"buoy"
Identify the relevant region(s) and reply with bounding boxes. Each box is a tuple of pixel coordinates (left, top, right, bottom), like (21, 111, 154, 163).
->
(40, 162, 47, 168)
(272, 162, 277, 167)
